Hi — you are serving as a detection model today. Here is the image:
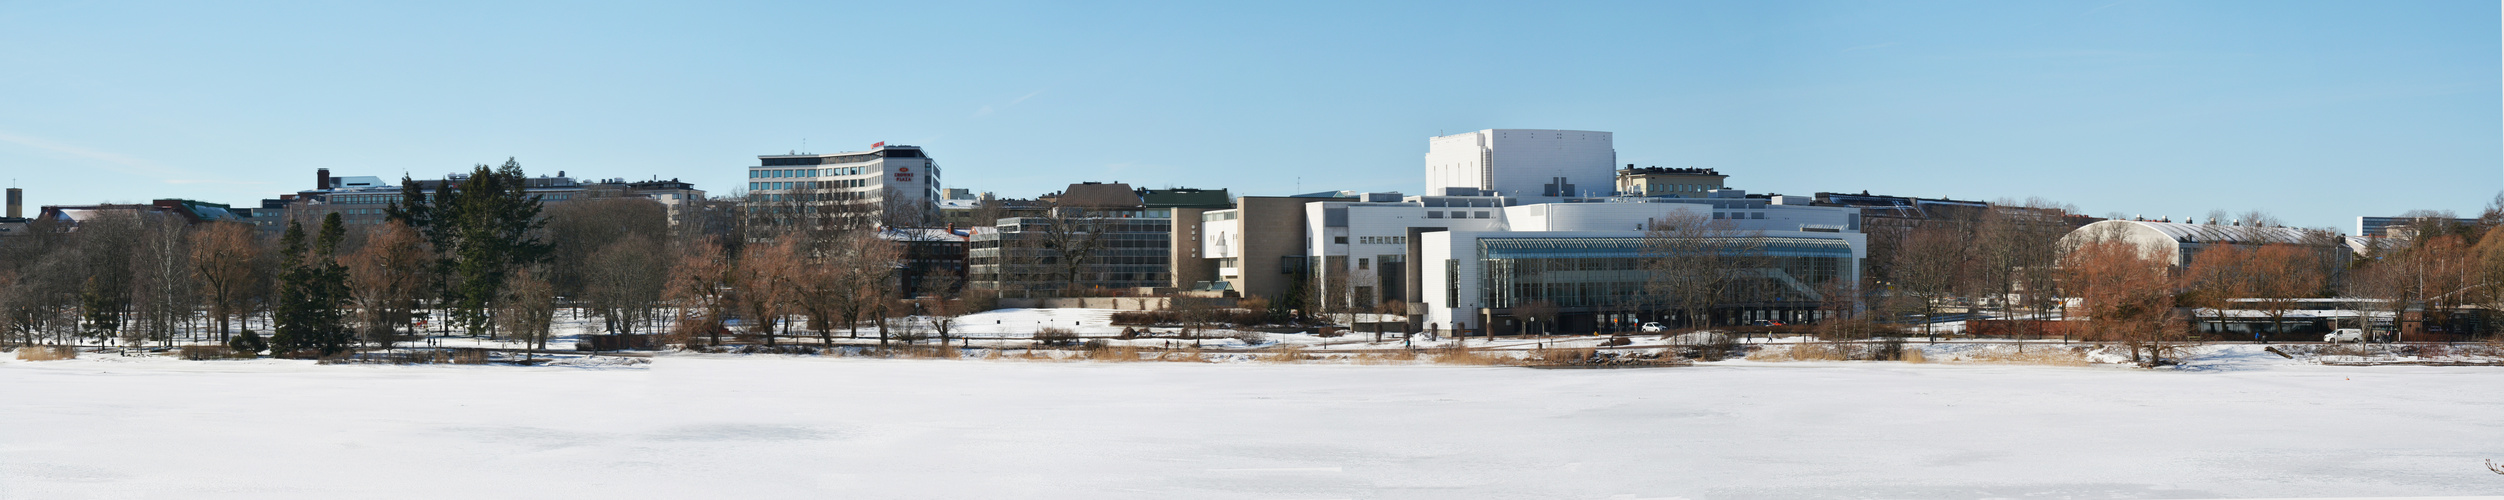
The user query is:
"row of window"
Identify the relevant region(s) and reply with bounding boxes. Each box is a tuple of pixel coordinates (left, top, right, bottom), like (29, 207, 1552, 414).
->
(1644, 184, 1718, 194)
(1715, 212, 1767, 220)
(1357, 236, 1405, 245)
(748, 192, 877, 203)
(751, 167, 874, 179)
(750, 179, 875, 191)
(1425, 211, 1491, 219)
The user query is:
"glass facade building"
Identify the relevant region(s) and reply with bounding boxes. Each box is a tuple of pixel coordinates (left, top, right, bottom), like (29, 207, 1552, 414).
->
(1474, 236, 1853, 328)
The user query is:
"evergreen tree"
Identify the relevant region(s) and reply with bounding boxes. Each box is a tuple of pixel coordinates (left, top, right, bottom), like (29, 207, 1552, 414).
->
(270, 215, 356, 355)
(443, 159, 550, 337)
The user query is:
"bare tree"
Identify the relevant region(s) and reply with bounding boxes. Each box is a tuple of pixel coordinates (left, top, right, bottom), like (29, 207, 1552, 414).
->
(1643, 210, 1765, 330)
(344, 221, 430, 349)
(498, 267, 559, 359)
(2182, 242, 2255, 338)
(1894, 223, 1969, 340)
(664, 238, 734, 348)
(806, 230, 900, 343)
(732, 239, 803, 346)
(2063, 238, 2189, 366)
(188, 222, 259, 342)
(129, 214, 195, 347)
(543, 197, 671, 311)
(1514, 300, 1559, 337)
(583, 237, 671, 335)
(2247, 243, 2328, 342)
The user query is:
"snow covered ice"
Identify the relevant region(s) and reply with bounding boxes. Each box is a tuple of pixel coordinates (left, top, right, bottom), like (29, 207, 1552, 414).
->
(4, 347, 2503, 499)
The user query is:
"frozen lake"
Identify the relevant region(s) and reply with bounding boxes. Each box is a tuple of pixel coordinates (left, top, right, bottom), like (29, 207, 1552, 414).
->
(3, 353, 2500, 499)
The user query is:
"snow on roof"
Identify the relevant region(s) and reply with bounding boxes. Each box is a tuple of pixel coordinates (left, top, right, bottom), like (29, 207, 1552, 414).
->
(2104, 220, 2329, 245)
(880, 227, 968, 241)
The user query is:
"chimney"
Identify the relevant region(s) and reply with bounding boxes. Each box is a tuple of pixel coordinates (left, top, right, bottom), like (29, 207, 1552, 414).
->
(317, 168, 332, 190)
(5, 187, 20, 219)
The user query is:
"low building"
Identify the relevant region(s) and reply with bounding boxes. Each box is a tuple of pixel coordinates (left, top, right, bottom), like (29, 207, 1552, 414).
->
(1259, 189, 1866, 335)
(883, 227, 971, 297)
(2357, 215, 2479, 239)
(2057, 219, 2345, 268)
(1180, 192, 1357, 299)
(968, 183, 1175, 297)
(1615, 166, 1726, 198)
(271, 168, 706, 229)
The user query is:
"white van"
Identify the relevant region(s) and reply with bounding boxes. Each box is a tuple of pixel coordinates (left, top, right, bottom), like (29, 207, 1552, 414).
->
(2323, 328, 2366, 343)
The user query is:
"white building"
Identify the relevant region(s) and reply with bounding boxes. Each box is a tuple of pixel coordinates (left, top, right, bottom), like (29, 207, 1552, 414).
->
(1295, 190, 1865, 335)
(750, 144, 943, 226)
(1425, 129, 1617, 201)
(2058, 219, 2341, 268)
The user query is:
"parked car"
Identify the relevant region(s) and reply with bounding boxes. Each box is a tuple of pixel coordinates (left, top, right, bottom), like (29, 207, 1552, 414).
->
(1639, 322, 1667, 333)
(2323, 328, 2366, 343)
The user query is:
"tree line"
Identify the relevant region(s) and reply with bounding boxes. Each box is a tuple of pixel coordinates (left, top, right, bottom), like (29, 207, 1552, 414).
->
(0, 160, 949, 356)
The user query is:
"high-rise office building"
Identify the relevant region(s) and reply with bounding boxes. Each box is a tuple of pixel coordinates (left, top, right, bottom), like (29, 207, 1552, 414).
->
(750, 144, 942, 228)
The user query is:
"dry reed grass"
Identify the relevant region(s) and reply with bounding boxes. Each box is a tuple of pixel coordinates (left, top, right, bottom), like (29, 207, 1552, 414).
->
(14, 346, 76, 361)
(1083, 344, 1145, 362)
(1523, 347, 1598, 365)
(1155, 347, 1208, 363)
(1352, 350, 1422, 365)
(1746, 343, 1856, 362)
(1937, 346, 2088, 366)
(1431, 346, 1511, 366)
(1260, 346, 1313, 364)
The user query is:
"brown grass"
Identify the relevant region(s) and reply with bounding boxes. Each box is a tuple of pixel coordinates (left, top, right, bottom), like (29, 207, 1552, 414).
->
(14, 346, 76, 361)
(1155, 347, 1208, 363)
(1431, 346, 1511, 366)
(1523, 347, 1598, 365)
(1746, 343, 1854, 362)
(1900, 347, 1926, 363)
(1352, 350, 1422, 365)
(1260, 346, 1312, 364)
(1942, 346, 2088, 366)
(1083, 344, 1145, 362)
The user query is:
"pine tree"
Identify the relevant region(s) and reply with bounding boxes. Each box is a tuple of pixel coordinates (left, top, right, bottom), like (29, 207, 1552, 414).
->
(270, 215, 356, 356)
(442, 160, 550, 338)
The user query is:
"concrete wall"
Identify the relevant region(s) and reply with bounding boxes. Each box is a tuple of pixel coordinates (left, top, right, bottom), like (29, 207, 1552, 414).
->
(1170, 207, 1213, 289)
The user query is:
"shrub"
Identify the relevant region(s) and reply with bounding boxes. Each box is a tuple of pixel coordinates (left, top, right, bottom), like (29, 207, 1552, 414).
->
(1232, 331, 1269, 346)
(226, 329, 267, 355)
(178, 346, 241, 360)
(1034, 327, 1080, 346)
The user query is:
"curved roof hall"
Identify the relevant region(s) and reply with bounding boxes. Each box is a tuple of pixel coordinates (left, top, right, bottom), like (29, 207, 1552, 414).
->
(2083, 219, 2330, 245)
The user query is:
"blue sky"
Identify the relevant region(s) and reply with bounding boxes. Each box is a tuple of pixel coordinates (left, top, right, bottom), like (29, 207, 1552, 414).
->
(1, 0, 2494, 232)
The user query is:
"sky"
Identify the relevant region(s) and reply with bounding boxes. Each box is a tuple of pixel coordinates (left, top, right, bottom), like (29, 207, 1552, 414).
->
(0, 0, 2495, 232)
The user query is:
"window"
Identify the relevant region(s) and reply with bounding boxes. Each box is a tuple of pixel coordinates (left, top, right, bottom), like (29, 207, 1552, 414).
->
(1358, 258, 1370, 270)
(1426, 211, 1444, 219)
(1474, 211, 1490, 219)
(1752, 212, 1766, 219)
(1450, 211, 1466, 218)
(1334, 236, 1348, 244)
(1713, 212, 1726, 219)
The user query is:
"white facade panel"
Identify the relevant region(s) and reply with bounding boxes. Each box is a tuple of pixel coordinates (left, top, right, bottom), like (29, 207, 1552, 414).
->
(1425, 129, 1615, 201)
